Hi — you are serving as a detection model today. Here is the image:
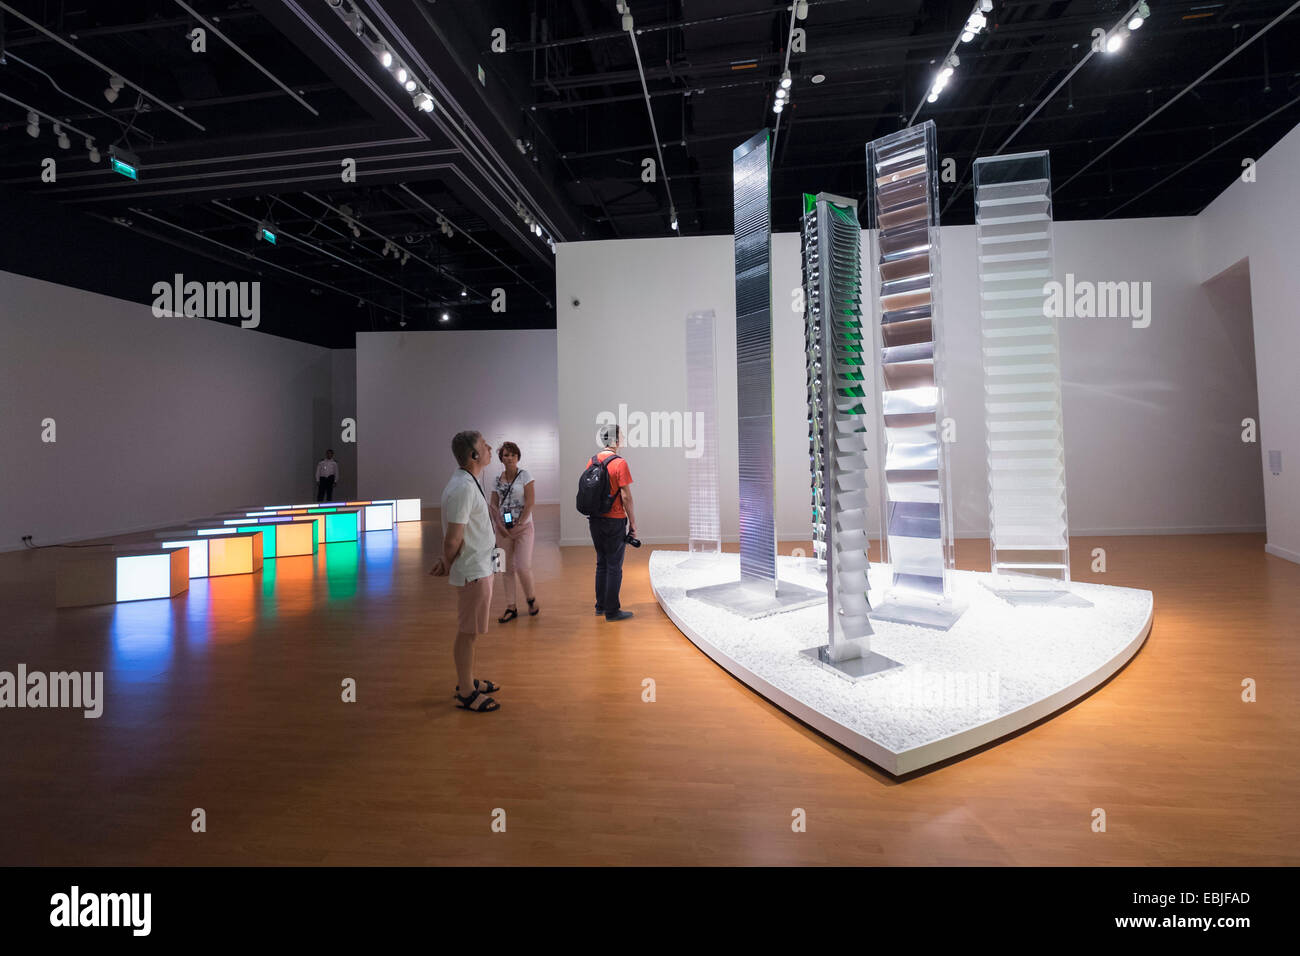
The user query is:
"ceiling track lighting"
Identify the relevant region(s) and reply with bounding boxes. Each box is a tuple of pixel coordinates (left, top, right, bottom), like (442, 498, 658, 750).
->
(103, 74, 125, 104)
(25, 111, 39, 138)
(1129, 2, 1150, 31)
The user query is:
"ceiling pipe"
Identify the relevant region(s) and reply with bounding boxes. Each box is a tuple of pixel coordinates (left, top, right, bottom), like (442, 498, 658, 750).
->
(0, 1, 206, 132)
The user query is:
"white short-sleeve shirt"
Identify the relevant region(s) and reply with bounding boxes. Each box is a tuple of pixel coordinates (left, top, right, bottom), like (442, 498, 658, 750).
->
(440, 469, 496, 586)
(494, 468, 534, 526)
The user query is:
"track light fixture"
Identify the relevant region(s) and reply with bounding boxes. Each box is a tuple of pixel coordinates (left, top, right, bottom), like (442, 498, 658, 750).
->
(440, 312, 450, 323)
(53, 123, 69, 150)
(795, 0, 809, 20)
(413, 91, 434, 112)
(1106, 27, 1128, 52)
(780, 70, 792, 90)
(380, 50, 393, 68)
(25, 111, 39, 138)
(1129, 2, 1150, 30)
(104, 74, 125, 104)
(86, 138, 100, 163)
(460, 287, 468, 298)
(670, 208, 679, 231)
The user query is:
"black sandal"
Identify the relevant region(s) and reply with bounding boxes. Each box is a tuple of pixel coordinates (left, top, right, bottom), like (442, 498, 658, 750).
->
(527, 597, 540, 616)
(498, 606, 518, 623)
(455, 678, 500, 694)
(454, 689, 499, 712)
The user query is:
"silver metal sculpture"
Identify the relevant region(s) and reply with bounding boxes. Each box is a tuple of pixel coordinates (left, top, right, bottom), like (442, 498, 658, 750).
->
(798, 192, 900, 678)
(973, 150, 1083, 606)
(865, 121, 963, 629)
(686, 130, 820, 617)
(682, 310, 722, 566)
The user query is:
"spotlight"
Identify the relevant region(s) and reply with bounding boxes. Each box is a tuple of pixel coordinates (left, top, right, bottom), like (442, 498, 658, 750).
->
(795, 0, 809, 20)
(780, 70, 792, 90)
(380, 50, 393, 68)
(980, 0, 992, 10)
(104, 74, 125, 104)
(927, 91, 939, 103)
(670, 208, 678, 231)
(460, 287, 467, 298)
(1106, 28, 1126, 52)
(413, 91, 434, 112)
(440, 312, 450, 322)
(395, 67, 408, 84)
(25, 111, 39, 138)
(939, 66, 954, 80)
(772, 101, 784, 113)
(960, 30, 974, 42)
(775, 87, 787, 100)
(404, 79, 417, 92)
(87, 139, 100, 163)
(54, 124, 69, 150)
(1129, 2, 1150, 30)
(968, 12, 987, 31)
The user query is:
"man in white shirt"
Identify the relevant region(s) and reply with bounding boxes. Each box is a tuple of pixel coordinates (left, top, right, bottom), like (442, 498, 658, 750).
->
(429, 430, 501, 713)
(315, 449, 339, 502)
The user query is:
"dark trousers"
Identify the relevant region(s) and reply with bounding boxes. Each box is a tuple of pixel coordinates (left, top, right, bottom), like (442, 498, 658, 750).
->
(316, 476, 335, 503)
(589, 516, 628, 614)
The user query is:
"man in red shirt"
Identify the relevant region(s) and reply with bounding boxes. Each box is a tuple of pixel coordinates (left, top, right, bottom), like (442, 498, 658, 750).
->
(589, 424, 637, 621)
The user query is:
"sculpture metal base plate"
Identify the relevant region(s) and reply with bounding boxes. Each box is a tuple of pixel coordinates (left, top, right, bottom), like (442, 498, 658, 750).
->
(685, 579, 824, 619)
(676, 552, 723, 570)
(869, 598, 967, 631)
(983, 582, 1095, 608)
(800, 645, 903, 681)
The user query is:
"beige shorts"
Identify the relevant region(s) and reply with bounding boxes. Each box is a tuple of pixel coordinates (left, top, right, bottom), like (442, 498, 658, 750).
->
(455, 575, 494, 634)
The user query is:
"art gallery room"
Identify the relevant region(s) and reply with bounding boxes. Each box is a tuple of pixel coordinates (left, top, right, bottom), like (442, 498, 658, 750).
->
(1, 0, 1298, 906)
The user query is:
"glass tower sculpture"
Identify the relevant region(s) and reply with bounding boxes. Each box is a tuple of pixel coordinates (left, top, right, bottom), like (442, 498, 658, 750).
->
(865, 121, 962, 629)
(799, 193, 898, 677)
(973, 150, 1075, 598)
(686, 130, 821, 617)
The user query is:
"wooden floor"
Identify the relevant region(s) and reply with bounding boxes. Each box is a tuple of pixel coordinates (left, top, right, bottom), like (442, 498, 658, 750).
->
(0, 505, 1296, 865)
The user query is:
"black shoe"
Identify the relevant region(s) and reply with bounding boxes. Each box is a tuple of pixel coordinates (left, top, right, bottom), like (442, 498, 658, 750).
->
(605, 610, 633, 622)
(595, 606, 605, 615)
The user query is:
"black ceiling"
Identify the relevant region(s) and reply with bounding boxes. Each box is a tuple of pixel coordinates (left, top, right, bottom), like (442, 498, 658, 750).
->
(1, 0, 1297, 346)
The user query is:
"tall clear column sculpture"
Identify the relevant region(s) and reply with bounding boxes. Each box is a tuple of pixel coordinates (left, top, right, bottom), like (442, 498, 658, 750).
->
(681, 310, 722, 567)
(865, 121, 964, 630)
(798, 192, 900, 678)
(973, 150, 1084, 605)
(687, 130, 820, 617)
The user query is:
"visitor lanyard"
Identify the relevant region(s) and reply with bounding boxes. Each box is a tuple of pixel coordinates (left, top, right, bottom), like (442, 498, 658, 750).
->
(460, 469, 486, 504)
(501, 471, 520, 505)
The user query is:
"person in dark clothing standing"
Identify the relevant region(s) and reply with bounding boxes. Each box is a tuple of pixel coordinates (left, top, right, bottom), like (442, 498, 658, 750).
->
(588, 425, 637, 622)
(315, 449, 339, 502)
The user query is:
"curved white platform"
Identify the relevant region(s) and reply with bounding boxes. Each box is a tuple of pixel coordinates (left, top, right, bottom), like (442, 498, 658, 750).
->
(650, 551, 1153, 775)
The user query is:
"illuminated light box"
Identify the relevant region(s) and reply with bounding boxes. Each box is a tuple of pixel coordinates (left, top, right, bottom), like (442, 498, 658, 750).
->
(160, 538, 210, 578)
(395, 498, 422, 522)
(363, 503, 394, 532)
(55, 547, 188, 608)
(322, 510, 359, 543)
(193, 525, 279, 559)
(208, 532, 264, 576)
(276, 520, 317, 556)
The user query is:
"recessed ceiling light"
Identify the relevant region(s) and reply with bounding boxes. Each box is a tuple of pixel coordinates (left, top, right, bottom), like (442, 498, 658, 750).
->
(811, 74, 825, 84)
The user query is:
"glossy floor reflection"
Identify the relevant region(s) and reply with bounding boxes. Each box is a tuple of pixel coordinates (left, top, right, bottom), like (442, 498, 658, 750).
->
(0, 509, 1296, 865)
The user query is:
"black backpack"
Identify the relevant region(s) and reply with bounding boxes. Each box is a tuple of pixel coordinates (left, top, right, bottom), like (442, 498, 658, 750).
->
(576, 453, 621, 517)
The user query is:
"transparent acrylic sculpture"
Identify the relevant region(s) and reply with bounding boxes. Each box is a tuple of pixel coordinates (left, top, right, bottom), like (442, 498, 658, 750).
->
(798, 192, 900, 679)
(973, 150, 1083, 606)
(686, 130, 821, 617)
(865, 121, 963, 630)
(681, 310, 722, 568)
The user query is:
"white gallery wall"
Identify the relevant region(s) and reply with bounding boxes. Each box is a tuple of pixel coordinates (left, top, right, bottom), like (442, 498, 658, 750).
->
(0, 270, 335, 550)
(1195, 122, 1300, 563)
(556, 215, 1265, 547)
(356, 330, 560, 506)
